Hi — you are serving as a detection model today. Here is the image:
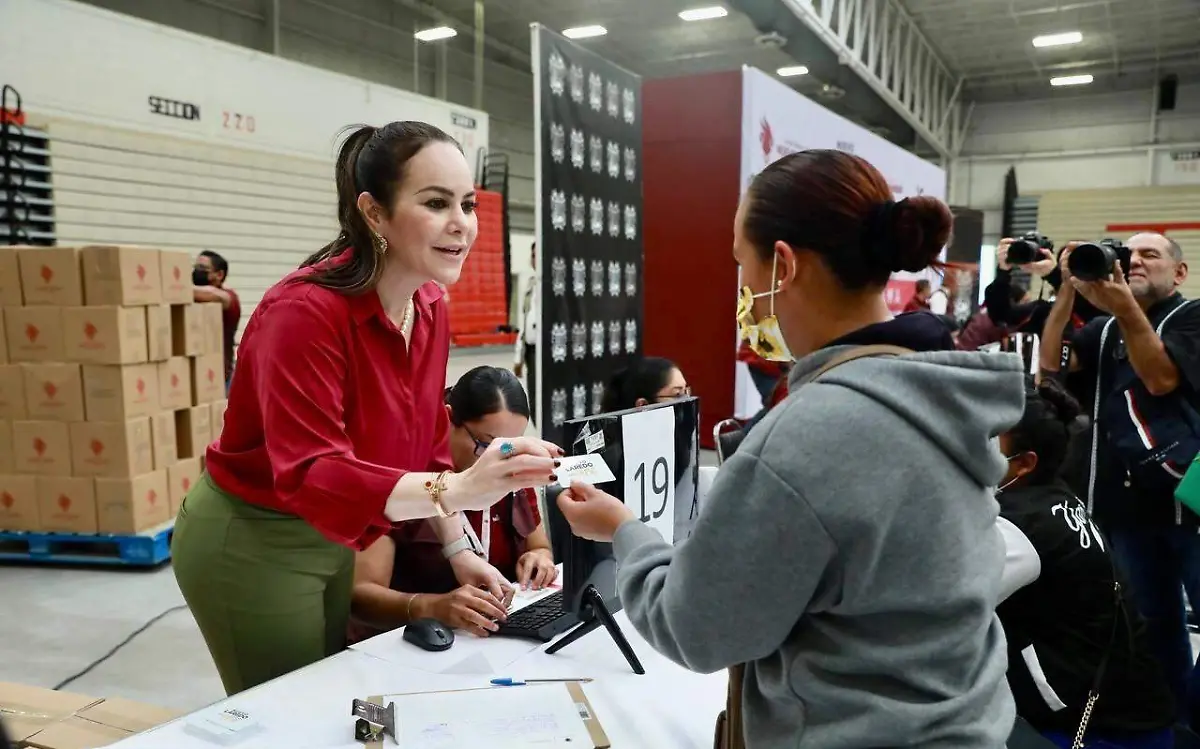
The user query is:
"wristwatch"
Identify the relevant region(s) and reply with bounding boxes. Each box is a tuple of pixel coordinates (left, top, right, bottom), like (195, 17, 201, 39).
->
(442, 528, 485, 560)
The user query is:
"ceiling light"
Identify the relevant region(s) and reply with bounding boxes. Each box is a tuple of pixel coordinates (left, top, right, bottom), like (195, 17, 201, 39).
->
(776, 65, 809, 77)
(1050, 74, 1093, 87)
(563, 25, 607, 39)
(1033, 31, 1083, 48)
(414, 26, 457, 42)
(679, 6, 728, 21)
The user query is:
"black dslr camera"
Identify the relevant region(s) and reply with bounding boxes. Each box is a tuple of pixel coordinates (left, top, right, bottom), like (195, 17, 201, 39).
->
(1007, 232, 1053, 265)
(1068, 239, 1131, 282)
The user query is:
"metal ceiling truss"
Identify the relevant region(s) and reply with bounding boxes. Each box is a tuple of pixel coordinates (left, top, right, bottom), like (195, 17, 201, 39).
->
(779, 0, 965, 158)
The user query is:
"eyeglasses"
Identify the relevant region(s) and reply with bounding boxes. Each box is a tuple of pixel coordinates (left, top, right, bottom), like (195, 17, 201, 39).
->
(463, 424, 491, 456)
(655, 385, 692, 401)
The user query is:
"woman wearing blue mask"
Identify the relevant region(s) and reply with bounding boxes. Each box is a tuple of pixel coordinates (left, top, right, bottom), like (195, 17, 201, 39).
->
(555, 149, 1026, 748)
(996, 377, 1175, 749)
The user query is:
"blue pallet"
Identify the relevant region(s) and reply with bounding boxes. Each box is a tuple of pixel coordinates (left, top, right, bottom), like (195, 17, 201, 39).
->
(0, 520, 174, 567)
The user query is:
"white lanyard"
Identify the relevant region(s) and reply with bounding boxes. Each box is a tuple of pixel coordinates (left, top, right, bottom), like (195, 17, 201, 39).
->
(461, 511, 491, 561)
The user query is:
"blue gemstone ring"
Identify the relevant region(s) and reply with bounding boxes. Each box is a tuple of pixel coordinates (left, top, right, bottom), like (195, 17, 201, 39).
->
(499, 442, 515, 458)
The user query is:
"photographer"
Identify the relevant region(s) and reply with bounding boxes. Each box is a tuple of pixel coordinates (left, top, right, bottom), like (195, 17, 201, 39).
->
(987, 234, 1103, 336)
(1038, 233, 1200, 728)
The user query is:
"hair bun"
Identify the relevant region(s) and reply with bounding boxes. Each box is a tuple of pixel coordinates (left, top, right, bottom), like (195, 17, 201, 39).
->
(888, 196, 953, 273)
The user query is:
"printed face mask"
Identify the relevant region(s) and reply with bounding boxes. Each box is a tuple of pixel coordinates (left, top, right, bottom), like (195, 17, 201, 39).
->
(736, 255, 793, 362)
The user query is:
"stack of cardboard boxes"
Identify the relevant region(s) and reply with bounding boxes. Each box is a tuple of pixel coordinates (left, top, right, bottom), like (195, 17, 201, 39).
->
(0, 245, 228, 536)
(0, 682, 179, 749)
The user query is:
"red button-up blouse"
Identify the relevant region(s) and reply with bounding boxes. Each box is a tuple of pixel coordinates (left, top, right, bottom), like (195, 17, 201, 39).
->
(205, 257, 454, 550)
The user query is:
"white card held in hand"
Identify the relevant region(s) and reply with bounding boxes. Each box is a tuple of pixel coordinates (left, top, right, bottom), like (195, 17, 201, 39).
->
(554, 454, 617, 486)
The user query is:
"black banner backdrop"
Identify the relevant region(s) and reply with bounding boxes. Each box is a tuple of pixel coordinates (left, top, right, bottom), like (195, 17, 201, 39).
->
(532, 25, 643, 440)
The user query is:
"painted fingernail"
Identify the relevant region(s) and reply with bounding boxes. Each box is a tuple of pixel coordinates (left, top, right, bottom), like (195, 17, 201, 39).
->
(549, 473, 558, 481)
(553, 458, 563, 467)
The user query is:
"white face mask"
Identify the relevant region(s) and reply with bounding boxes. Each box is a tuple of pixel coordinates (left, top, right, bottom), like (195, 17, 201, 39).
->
(996, 454, 1026, 495)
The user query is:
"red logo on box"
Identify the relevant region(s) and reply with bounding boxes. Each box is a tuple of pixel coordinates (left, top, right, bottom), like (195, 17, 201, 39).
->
(32, 437, 46, 456)
(58, 494, 71, 512)
(84, 322, 98, 340)
(25, 324, 39, 343)
(173, 266, 182, 281)
(147, 489, 158, 505)
(182, 477, 192, 491)
(0, 492, 12, 509)
(136, 265, 146, 282)
(207, 369, 216, 384)
(43, 381, 57, 399)
(170, 373, 180, 389)
(40, 265, 53, 283)
(90, 439, 105, 457)
(136, 378, 146, 396)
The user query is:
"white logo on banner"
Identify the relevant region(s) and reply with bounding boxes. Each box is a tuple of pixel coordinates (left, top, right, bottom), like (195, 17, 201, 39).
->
(572, 384, 588, 419)
(623, 205, 637, 240)
(623, 88, 636, 125)
(589, 198, 604, 236)
(625, 319, 638, 353)
(625, 262, 637, 297)
(606, 81, 620, 118)
(607, 141, 620, 178)
(590, 260, 605, 297)
(549, 53, 566, 95)
(622, 406, 675, 541)
(588, 73, 603, 111)
(569, 64, 585, 103)
(624, 147, 636, 181)
(607, 201, 621, 238)
(572, 258, 586, 297)
(592, 382, 606, 414)
(550, 323, 568, 362)
(571, 323, 587, 361)
(570, 129, 585, 169)
(551, 257, 566, 297)
(608, 321, 622, 355)
(590, 322, 605, 358)
(608, 261, 622, 297)
(589, 135, 603, 173)
(570, 194, 585, 233)
(550, 123, 565, 164)
(551, 388, 568, 426)
(550, 190, 566, 230)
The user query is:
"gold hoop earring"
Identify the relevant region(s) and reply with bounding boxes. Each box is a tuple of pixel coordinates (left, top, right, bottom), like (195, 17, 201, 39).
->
(372, 231, 388, 256)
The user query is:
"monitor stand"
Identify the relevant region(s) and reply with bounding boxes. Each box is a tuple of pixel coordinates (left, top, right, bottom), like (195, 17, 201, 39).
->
(545, 584, 645, 675)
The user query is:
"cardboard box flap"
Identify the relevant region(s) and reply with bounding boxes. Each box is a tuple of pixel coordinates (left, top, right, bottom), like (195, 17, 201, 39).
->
(76, 697, 180, 733)
(0, 683, 101, 742)
(22, 715, 132, 749)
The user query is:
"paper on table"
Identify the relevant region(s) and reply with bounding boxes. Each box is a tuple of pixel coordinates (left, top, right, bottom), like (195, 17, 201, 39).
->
(386, 685, 593, 748)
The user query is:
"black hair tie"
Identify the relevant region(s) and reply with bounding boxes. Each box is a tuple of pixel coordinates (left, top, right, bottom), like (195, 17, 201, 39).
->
(862, 198, 904, 270)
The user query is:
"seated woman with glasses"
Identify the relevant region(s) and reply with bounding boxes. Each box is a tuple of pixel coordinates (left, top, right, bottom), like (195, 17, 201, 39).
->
(601, 357, 690, 412)
(349, 366, 556, 640)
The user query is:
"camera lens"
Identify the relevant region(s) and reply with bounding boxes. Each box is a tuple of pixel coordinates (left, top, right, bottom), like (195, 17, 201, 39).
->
(1007, 240, 1037, 265)
(1069, 242, 1117, 282)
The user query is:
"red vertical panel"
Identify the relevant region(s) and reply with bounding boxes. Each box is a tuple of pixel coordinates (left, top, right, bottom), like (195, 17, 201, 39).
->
(446, 189, 515, 346)
(642, 71, 743, 448)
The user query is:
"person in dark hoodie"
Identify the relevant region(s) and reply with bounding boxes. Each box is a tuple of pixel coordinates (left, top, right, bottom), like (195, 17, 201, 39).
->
(555, 149, 1026, 749)
(996, 376, 1175, 749)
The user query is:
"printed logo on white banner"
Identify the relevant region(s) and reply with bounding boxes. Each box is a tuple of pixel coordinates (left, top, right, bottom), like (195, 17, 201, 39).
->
(623, 88, 636, 125)
(550, 323, 568, 362)
(570, 129, 585, 169)
(607, 202, 621, 238)
(589, 135, 603, 173)
(625, 319, 638, 353)
(622, 406, 675, 542)
(549, 53, 566, 96)
(571, 323, 587, 361)
(570, 194, 586, 233)
(551, 257, 567, 297)
(624, 147, 636, 182)
(608, 261, 622, 297)
(550, 190, 567, 231)
(588, 73, 603, 111)
(591, 260, 605, 297)
(623, 205, 637, 240)
(569, 64, 585, 103)
(572, 258, 587, 297)
(590, 322, 605, 358)
(550, 123, 565, 164)
(589, 198, 604, 236)
(607, 141, 621, 179)
(625, 263, 637, 297)
(572, 384, 588, 419)
(592, 382, 606, 414)
(551, 388, 568, 427)
(606, 81, 620, 118)
(608, 321, 622, 355)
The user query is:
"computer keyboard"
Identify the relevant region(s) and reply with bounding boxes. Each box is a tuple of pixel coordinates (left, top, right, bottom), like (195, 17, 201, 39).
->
(495, 590, 579, 642)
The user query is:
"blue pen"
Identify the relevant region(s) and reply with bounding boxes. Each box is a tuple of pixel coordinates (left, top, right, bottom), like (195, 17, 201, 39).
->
(491, 677, 594, 687)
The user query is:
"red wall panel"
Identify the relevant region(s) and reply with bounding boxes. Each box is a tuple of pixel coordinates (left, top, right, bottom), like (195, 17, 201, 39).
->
(642, 71, 743, 448)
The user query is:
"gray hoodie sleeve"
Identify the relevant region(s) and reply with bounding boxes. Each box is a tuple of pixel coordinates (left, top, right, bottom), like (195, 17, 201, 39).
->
(612, 450, 836, 674)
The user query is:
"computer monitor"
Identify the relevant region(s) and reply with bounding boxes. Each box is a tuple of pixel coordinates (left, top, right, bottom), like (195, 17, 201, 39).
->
(542, 396, 700, 673)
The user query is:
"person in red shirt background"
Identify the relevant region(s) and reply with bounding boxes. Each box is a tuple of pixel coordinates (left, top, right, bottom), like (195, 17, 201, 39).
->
(170, 121, 562, 696)
(192, 250, 241, 392)
(350, 366, 557, 641)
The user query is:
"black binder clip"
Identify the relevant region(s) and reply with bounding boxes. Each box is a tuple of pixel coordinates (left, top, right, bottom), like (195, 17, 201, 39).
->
(351, 699, 397, 744)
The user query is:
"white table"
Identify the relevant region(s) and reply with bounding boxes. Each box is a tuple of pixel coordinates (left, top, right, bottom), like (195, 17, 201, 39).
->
(108, 587, 728, 748)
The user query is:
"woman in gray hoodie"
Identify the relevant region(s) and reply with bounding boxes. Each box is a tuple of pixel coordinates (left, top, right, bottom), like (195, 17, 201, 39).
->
(558, 149, 1027, 748)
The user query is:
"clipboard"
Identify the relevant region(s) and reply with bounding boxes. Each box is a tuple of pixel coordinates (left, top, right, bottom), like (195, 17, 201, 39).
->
(358, 681, 610, 748)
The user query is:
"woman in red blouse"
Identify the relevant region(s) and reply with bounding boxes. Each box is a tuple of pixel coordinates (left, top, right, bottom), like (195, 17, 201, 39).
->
(171, 122, 561, 696)
(351, 366, 558, 640)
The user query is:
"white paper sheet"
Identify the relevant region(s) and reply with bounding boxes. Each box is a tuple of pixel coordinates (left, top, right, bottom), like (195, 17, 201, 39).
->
(384, 685, 594, 748)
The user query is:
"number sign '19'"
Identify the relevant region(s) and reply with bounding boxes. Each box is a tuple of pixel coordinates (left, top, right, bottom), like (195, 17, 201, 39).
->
(621, 406, 675, 541)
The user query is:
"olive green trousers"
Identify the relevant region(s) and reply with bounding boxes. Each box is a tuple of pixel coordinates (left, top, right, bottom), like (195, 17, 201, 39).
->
(172, 473, 354, 695)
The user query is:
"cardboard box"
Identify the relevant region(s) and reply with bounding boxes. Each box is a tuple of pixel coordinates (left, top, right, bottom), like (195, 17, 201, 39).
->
(0, 474, 39, 531)
(96, 470, 170, 534)
(171, 303, 204, 357)
(12, 420, 71, 476)
(191, 352, 224, 405)
(0, 308, 7, 364)
(81, 363, 159, 422)
(69, 417, 154, 479)
(200, 301, 223, 356)
(36, 476, 98, 534)
(150, 411, 178, 469)
(0, 420, 12, 474)
(80, 245, 163, 306)
(159, 250, 194, 304)
(76, 696, 180, 734)
(4, 306, 65, 363)
(210, 398, 228, 435)
(23, 363, 85, 422)
(176, 405, 212, 460)
(16, 246, 83, 306)
(0, 682, 101, 745)
(167, 457, 201, 515)
(62, 306, 148, 365)
(157, 357, 192, 411)
(146, 304, 172, 362)
(0, 364, 27, 419)
(0, 246, 22, 306)
(23, 716, 131, 749)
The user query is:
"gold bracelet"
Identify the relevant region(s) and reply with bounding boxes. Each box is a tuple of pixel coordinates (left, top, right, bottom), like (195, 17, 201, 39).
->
(423, 471, 454, 517)
(406, 593, 422, 622)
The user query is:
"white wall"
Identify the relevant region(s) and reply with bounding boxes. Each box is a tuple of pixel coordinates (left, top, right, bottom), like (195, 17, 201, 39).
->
(950, 83, 1200, 242)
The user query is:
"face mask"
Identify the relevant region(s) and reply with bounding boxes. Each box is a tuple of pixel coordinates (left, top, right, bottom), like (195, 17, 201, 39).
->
(996, 454, 1026, 494)
(736, 255, 792, 362)
(193, 268, 211, 286)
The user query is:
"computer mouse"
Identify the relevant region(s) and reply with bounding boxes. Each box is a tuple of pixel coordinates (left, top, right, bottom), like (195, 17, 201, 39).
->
(403, 618, 455, 652)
